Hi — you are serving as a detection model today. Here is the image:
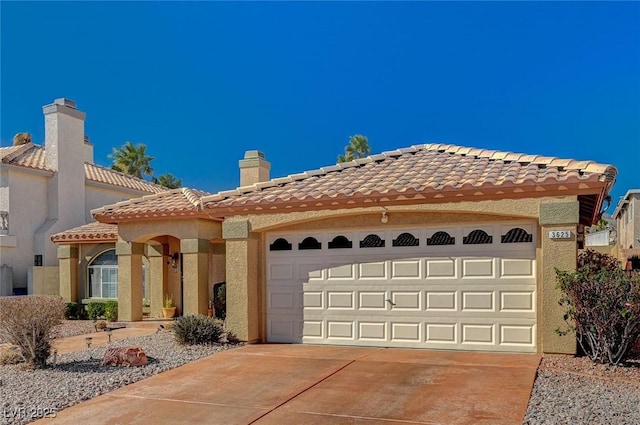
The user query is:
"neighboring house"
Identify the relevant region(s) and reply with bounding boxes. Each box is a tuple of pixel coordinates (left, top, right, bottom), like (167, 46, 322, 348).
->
(53, 145, 616, 356)
(613, 189, 640, 265)
(0, 98, 165, 297)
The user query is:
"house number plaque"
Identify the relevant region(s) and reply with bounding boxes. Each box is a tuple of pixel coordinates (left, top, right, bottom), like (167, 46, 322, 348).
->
(548, 230, 572, 239)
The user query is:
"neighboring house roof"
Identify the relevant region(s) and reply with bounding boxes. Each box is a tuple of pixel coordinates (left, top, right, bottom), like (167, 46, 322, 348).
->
(0, 142, 165, 194)
(0, 143, 51, 172)
(200, 144, 616, 220)
(613, 189, 640, 219)
(92, 187, 211, 222)
(92, 144, 616, 226)
(51, 222, 118, 243)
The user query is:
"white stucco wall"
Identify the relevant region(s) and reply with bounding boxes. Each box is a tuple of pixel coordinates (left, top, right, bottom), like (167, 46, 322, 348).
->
(85, 184, 150, 222)
(618, 194, 640, 250)
(0, 167, 49, 289)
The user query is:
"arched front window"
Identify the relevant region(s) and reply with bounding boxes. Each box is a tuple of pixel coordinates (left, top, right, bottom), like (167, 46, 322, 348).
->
(88, 249, 118, 298)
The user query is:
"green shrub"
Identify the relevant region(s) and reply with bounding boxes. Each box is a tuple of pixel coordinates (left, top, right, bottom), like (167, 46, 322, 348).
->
(213, 282, 226, 320)
(556, 250, 640, 365)
(0, 296, 66, 368)
(65, 302, 79, 320)
(173, 315, 224, 345)
(104, 300, 118, 322)
(87, 302, 106, 319)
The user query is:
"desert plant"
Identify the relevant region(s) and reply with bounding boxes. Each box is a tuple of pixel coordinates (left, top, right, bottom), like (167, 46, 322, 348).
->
(556, 250, 640, 365)
(87, 301, 106, 320)
(173, 315, 224, 345)
(164, 294, 174, 308)
(104, 300, 118, 322)
(0, 346, 25, 365)
(95, 320, 107, 331)
(0, 296, 66, 368)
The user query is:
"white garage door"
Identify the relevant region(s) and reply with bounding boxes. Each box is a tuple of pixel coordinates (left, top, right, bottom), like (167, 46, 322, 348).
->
(266, 223, 537, 353)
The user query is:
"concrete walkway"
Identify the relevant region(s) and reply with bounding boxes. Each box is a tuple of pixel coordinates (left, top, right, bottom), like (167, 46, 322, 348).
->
(36, 344, 540, 425)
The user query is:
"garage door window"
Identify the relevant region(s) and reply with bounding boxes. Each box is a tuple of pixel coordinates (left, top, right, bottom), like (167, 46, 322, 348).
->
(270, 238, 292, 251)
(463, 229, 493, 244)
(427, 231, 455, 246)
(501, 228, 533, 243)
(393, 232, 419, 247)
(299, 237, 321, 250)
(360, 234, 385, 248)
(328, 235, 353, 249)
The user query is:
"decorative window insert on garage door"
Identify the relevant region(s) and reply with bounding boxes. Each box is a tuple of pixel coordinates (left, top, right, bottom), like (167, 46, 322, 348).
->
(266, 222, 537, 353)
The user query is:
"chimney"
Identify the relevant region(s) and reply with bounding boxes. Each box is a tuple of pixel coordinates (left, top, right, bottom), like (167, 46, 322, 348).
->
(42, 98, 86, 171)
(239, 150, 270, 187)
(84, 135, 94, 164)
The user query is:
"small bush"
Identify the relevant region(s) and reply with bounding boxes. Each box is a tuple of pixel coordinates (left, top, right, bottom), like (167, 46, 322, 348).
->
(95, 320, 107, 331)
(104, 300, 118, 322)
(65, 302, 79, 320)
(87, 302, 106, 320)
(0, 346, 24, 365)
(213, 282, 226, 320)
(0, 296, 66, 368)
(557, 250, 640, 365)
(173, 315, 224, 345)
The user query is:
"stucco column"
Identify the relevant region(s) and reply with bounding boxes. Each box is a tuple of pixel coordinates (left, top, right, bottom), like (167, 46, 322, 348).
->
(148, 244, 167, 318)
(538, 200, 579, 354)
(223, 220, 261, 343)
(116, 241, 144, 322)
(57, 244, 78, 302)
(181, 239, 210, 316)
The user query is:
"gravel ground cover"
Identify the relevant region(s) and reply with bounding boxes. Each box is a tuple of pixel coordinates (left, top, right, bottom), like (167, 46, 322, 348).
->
(524, 356, 640, 425)
(0, 331, 241, 425)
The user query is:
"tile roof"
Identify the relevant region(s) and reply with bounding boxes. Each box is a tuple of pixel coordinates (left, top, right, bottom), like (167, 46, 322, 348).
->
(92, 187, 211, 222)
(200, 143, 617, 213)
(0, 143, 165, 194)
(0, 143, 51, 172)
(51, 222, 118, 243)
(85, 162, 166, 194)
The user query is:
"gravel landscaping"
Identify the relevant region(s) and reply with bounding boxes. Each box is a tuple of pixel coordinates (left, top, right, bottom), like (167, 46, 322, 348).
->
(0, 329, 241, 425)
(524, 356, 640, 425)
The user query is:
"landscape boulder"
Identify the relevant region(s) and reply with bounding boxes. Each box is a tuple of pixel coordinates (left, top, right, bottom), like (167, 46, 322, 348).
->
(101, 346, 148, 367)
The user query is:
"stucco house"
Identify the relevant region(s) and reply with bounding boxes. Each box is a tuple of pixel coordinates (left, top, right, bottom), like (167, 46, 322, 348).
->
(53, 145, 616, 355)
(0, 98, 165, 297)
(613, 189, 640, 264)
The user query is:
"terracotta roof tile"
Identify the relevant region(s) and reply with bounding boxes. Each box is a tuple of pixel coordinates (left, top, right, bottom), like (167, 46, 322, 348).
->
(200, 143, 617, 212)
(1, 143, 165, 194)
(51, 222, 118, 243)
(92, 187, 211, 222)
(85, 162, 166, 194)
(0, 143, 51, 171)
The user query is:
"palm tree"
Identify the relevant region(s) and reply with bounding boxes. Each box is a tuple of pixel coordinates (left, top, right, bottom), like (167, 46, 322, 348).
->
(153, 173, 182, 189)
(337, 134, 371, 163)
(109, 142, 154, 179)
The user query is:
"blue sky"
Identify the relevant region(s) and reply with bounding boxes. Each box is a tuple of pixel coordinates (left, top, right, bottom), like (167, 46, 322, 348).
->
(1, 2, 638, 212)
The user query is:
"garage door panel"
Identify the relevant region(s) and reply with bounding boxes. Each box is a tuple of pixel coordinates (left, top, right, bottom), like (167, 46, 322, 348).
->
(426, 291, 457, 311)
(462, 291, 495, 311)
(462, 258, 495, 278)
(500, 291, 535, 312)
(268, 290, 296, 309)
(327, 321, 355, 339)
(359, 262, 387, 279)
(425, 258, 457, 278)
(303, 321, 323, 338)
(391, 259, 422, 279)
(390, 291, 421, 310)
(327, 292, 355, 309)
(268, 263, 294, 280)
(359, 292, 387, 309)
(462, 324, 495, 344)
(391, 322, 422, 342)
(359, 322, 387, 341)
(426, 323, 457, 343)
(327, 264, 355, 279)
(500, 324, 535, 346)
(501, 258, 535, 277)
(298, 263, 324, 280)
(303, 291, 323, 309)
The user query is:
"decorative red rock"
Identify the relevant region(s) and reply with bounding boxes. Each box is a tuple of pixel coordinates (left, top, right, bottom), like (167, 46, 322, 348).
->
(101, 346, 148, 367)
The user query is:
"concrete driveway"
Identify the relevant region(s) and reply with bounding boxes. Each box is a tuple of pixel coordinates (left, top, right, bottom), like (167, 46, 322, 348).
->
(37, 344, 540, 425)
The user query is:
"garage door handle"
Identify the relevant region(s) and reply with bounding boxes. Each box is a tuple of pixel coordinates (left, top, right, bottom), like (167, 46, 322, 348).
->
(385, 298, 396, 306)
